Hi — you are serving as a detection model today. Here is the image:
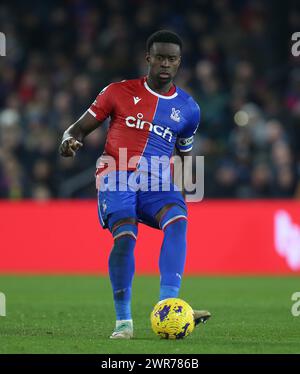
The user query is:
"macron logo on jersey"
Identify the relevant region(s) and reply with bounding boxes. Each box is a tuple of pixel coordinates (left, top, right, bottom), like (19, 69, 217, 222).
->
(125, 113, 173, 142)
(133, 96, 142, 105)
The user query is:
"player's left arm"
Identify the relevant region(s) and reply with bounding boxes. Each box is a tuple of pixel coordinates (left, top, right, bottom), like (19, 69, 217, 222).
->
(174, 99, 201, 199)
(174, 148, 193, 200)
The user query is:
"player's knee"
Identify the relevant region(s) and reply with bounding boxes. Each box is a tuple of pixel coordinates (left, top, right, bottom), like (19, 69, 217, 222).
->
(109, 220, 138, 262)
(111, 219, 138, 242)
(162, 218, 187, 245)
(164, 218, 187, 237)
(159, 205, 187, 232)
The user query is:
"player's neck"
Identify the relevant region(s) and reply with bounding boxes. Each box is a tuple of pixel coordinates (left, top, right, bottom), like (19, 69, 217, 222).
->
(146, 76, 174, 95)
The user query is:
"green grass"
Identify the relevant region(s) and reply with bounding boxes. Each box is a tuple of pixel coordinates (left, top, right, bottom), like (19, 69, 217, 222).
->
(0, 276, 299, 354)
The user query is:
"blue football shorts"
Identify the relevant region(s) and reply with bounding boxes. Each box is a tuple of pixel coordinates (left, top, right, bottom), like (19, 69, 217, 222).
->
(97, 170, 187, 231)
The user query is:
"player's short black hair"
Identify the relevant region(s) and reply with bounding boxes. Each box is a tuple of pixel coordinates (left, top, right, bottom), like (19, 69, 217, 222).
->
(146, 30, 182, 52)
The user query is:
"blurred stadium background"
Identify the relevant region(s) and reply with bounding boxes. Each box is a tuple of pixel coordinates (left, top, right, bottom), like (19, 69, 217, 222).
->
(1, 0, 300, 355)
(0, 0, 300, 199)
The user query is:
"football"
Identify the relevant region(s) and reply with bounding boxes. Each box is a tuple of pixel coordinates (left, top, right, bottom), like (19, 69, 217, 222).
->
(150, 298, 195, 339)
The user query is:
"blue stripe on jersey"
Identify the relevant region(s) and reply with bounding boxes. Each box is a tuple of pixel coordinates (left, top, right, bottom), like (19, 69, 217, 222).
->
(140, 91, 200, 165)
(141, 97, 178, 160)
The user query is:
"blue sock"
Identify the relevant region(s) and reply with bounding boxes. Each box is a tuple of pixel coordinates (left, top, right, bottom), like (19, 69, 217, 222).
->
(160, 285, 180, 301)
(108, 224, 137, 320)
(159, 218, 187, 301)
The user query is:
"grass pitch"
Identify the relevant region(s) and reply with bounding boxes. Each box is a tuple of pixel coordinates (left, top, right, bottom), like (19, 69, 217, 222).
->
(0, 276, 299, 354)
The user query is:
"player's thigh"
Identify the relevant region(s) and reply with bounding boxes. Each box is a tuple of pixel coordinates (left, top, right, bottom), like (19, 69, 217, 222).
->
(97, 189, 137, 230)
(137, 190, 187, 229)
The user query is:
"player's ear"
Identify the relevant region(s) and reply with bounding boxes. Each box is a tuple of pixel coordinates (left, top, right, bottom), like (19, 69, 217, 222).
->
(146, 54, 151, 64)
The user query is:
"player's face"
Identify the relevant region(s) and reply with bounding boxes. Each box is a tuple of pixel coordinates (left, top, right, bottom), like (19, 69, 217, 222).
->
(146, 42, 181, 85)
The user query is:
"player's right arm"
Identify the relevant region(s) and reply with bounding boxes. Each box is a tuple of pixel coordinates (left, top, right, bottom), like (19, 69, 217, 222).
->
(59, 112, 99, 157)
(59, 84, 114, 157)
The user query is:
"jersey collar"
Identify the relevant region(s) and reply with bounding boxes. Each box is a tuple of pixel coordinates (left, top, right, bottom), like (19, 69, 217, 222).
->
(143, 78, 178, 99)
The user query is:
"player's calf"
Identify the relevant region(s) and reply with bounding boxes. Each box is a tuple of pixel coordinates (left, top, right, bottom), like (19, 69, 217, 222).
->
(107, 217, 138, 336)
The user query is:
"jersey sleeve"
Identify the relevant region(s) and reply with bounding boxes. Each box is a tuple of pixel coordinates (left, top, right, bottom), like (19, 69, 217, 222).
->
(176, 99, 200, 153)
(88, 84, 114, 122)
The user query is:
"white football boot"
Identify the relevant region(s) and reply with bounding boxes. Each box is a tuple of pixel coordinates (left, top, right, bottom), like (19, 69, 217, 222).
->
(110, 320, 133, 339)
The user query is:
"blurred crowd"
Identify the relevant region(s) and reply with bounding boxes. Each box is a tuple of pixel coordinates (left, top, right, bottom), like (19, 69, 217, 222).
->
(0, 0, 300, 199)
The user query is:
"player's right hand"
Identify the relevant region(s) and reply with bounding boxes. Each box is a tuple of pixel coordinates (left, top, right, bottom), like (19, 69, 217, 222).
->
(59, 137, 83, 157)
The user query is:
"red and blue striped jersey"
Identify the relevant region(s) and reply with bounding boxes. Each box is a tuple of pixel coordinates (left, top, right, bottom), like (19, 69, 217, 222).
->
(88, 77, 200, 171)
